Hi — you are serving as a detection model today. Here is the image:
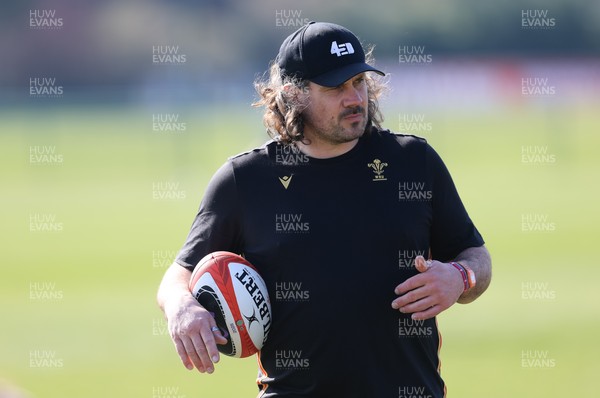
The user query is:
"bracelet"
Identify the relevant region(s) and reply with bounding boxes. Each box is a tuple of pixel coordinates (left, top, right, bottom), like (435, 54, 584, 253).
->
(449, 262, 469, 292)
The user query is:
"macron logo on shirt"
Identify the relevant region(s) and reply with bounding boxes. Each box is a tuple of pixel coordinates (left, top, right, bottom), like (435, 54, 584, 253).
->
(330, 41, 354, 57)
(279, 175, 293, 189)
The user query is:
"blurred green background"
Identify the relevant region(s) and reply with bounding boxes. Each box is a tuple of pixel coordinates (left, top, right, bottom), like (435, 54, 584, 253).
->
(1, 1, 599, 397)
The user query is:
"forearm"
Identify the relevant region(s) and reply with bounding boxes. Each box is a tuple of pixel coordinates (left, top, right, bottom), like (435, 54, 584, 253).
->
(453, 245, 492, 304)
(157, 262, 194, 313)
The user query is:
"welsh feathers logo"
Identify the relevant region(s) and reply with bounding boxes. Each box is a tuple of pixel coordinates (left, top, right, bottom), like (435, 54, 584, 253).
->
(330, 41, 354, 57)
(368, 159, 388, 181)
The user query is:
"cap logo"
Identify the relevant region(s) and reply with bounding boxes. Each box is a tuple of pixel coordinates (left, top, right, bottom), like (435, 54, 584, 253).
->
(330, 41, 354, 57)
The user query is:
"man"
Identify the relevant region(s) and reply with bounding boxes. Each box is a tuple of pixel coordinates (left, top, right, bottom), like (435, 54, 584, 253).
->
(157, 21, 491, 397)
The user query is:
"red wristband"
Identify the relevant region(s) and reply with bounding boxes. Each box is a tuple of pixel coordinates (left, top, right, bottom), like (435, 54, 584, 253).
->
(450, 262, 469, 292)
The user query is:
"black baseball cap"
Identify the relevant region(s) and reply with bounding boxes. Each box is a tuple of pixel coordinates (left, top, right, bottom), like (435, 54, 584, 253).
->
(276, 21, 385, 87)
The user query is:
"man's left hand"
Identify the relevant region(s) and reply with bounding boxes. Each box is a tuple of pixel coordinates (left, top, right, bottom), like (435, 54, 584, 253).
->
(391, 256, 464, 321)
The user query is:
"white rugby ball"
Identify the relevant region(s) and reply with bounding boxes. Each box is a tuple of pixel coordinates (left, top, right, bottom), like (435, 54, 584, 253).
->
(189, 251, 272, 358)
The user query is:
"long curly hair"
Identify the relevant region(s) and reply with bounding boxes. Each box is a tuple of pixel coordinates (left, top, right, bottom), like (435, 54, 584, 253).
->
(252, 47, 387, 145)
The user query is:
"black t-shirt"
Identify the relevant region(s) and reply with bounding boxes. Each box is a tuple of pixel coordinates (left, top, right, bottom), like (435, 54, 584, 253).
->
(176, 128, 484, 398)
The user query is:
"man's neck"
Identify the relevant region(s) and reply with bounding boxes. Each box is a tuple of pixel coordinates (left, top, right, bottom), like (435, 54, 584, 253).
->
(296, 138, 359, 159)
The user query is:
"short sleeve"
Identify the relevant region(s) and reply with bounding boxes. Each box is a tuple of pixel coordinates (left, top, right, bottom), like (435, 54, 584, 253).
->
(175, 161, 243, 271)
(427, 144, 484, 261)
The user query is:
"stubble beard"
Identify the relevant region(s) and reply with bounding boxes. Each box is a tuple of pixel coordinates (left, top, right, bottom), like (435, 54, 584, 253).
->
(303, 106, 368, 146)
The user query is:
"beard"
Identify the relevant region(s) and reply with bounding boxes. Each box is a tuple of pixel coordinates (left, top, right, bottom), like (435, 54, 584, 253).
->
(302, 105, 368, 145)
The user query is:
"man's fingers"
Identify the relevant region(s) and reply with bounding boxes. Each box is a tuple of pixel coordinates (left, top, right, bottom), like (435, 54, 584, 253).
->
(395, 259, 435, 295)
(397, 295, 436, 314)
(394, 272, 427, 296)
(392, 285, 429, 311)
(190, 333, 216, 373)
(200, 324, 224, 366)
(173, 326, 224, 374)
(173, 336, 194, 371)
(208, 311, 228, 346)
(393, 260, 464, 320)
(164, 295, 227, 375)
(212, 326, 229, 346)
(180, 335, 207, 373)
(411, 305, 442, 321)
(415, 255, 430, 273)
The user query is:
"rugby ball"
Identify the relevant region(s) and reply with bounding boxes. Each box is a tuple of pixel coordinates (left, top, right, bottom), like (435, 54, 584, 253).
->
(189, 251, 272, 358)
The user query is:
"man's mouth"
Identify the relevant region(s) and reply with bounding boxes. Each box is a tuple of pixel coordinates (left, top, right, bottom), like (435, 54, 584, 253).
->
(341, 107, 365, 121)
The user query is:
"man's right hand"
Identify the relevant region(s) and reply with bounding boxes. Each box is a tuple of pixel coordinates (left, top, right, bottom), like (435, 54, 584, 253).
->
(158, 263, 228, 374)
(164, 293, 228, 373)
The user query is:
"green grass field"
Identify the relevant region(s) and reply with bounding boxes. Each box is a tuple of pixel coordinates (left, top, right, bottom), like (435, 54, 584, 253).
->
(1, 104, 598, 397)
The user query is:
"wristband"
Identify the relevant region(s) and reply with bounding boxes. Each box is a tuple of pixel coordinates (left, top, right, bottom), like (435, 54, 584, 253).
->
(449, 262, 469, 292)
(458, 262, 477, 289)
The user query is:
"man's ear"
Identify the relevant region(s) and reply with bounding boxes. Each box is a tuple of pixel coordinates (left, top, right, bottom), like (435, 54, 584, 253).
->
(282, 83, 295, 93)
(283, 83, 309, 100)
